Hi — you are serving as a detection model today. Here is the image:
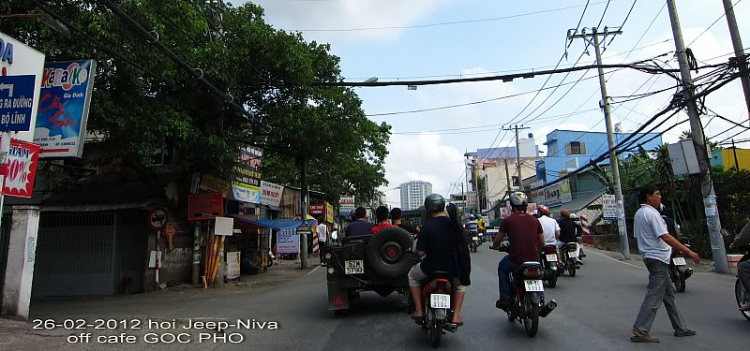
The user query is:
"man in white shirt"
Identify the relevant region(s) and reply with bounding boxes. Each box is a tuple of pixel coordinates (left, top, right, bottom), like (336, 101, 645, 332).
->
(317, 221, 328, 256)
(631, 184, 700, 343)
(537, 205, 560, 245)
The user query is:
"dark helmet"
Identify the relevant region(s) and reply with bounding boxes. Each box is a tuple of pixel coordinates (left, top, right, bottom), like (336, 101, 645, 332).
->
(474, 214, 481, 219)
(424, 193, 446, 213)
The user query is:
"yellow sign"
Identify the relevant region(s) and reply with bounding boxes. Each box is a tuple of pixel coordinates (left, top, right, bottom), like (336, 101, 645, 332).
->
(325, 202, 334, 223)
(200, 174, 230, 195)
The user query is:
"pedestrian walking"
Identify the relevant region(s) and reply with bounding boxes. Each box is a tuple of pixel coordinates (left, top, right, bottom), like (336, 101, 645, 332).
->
(631, 184, 700, 343)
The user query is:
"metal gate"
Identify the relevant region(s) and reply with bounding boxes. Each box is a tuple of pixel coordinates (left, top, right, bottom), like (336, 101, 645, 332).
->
(33, 213, 119, 297)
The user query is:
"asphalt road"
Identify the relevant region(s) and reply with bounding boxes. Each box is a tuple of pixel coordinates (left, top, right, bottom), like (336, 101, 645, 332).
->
(3, 246, 748, 350)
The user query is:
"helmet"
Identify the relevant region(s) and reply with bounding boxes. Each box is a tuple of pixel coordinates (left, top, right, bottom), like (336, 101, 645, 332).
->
(538, 205, 550, 216)
(424, 194, 446, 213)
(570, 213, 579, 220)
(509, 192, 528, 207)
(474, 214, 481, 219)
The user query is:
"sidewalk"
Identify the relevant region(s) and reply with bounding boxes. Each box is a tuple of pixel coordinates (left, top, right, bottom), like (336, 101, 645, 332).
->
(582, 244, 733, 274)
(0, 255, 321, 349)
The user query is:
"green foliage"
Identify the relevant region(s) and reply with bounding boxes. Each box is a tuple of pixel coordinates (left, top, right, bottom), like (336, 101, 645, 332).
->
(2, 0, 389, 202)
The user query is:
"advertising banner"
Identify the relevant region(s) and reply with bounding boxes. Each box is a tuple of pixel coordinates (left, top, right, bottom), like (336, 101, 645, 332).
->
(325, 202, 334, 223)
(339, 195, 356, 215)
(200, 174, 230, 195)
(33, 60, 97, 158)
(308, 204, 325, 215)
(231, 147, 262, 204)
(277, 228, 299, 254)
(602, 194, 617, 220)
(260, 181, 283, 207)
(2, 139, 41, 198)
(188, 193, 224, 221)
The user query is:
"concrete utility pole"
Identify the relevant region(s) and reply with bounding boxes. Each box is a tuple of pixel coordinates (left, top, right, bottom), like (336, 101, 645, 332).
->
(504, 158, 512, 198)
(504, 125, 530, 191)
(666, 0, 729, 273)
(300, 158, 309, 269)
(722, 0, 750, 123)
(572, 27, 630, 259)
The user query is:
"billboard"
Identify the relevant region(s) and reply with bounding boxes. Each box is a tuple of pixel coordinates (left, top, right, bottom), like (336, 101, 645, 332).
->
(0, 32, 45, 143)
(231, 147, 262, 204)
(277, 228, 299, 254)
(340, 195, 356, 215)
(602, 194, 617, 220)
(188, 193, 224, 221)
(261, 180, 283, 207)
(33, 60, 97, 158)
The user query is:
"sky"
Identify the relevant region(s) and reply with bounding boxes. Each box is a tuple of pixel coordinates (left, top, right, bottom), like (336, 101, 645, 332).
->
(239, 0, 750, 207)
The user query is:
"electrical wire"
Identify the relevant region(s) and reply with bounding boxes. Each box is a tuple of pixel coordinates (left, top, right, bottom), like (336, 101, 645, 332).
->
(687, 0, 744, 48)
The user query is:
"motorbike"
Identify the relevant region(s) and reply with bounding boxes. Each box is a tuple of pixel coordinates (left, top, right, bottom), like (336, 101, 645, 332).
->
(557, 242, 579, 277)
(669, 239, 693, 293)
(469, 230, 480, 253)
(540, 244, 559, 288)
(494, 243, 556, 337)
(735, 247, 750, 322)
(416, 272, 461, 347)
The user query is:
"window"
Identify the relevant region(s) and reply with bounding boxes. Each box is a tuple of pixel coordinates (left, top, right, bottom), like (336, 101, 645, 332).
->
(566, 141, 586, 155)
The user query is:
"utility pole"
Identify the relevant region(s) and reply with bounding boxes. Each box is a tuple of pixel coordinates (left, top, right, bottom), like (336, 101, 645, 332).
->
(504, 125, 530, 191)
(300, 157, 309, 269)
(722, 0, 750, 123)
(503, 158, 512, 198)
(572, 27, 630, 259)
(667, 0, 729, 273)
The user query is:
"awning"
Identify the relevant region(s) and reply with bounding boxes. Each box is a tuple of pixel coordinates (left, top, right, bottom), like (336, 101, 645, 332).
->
(550, 190, 606, 213)
(231, 215, 308, 230)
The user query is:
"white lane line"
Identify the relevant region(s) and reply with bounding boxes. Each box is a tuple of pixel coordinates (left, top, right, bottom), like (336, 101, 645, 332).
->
(587, 249, 645, 270)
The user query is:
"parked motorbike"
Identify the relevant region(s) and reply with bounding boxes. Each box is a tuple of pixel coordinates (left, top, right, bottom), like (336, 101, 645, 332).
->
(735, 247, 750, 322)
(540, 245, 559, 288)
(493, 243, 556, 337)
(416, 272, 461, 347)
(558, 242, 579, 277)
(669, 239, 693, 293)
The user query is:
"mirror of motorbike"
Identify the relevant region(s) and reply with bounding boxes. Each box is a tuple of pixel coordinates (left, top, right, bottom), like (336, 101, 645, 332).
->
(331, 231, 338, 240)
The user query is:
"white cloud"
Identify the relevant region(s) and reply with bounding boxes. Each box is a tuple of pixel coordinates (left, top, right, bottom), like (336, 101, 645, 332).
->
(242, 0, 450, 42)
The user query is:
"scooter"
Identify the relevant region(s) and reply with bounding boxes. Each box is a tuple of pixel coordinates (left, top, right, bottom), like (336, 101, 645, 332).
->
(540, 244, 559, 288)
(558, 242, 579, 277)
(669, 238, 693, 293)
(416, 272, 461, 347)
(469, 230, 480, 253)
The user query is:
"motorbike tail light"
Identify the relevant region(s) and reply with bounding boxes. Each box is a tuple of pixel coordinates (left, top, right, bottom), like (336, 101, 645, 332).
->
(435, 279, 451, 293)
(568, 244, 578, 252)
(523, 266, 542, 279)
(544, 245, 557, 254)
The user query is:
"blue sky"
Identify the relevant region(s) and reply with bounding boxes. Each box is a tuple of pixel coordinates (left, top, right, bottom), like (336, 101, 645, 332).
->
(241, 0, 750, 206)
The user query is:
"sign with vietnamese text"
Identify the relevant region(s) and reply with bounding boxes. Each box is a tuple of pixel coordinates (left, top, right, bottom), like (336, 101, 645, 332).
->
(231, 147, 262, 204)
(325, 202, 334, 223)
(308, 204, 325, 215)
(277, 228, 299, 254)
(261, 180, 283, 208)
(602, 194, 617, 220)
(0, 75, 36, 131)
(200, 174, 230, 195)
(33, 60, 97, 158)
(0, 32, 46, 143)
(2, 139, 41, 198)
(340, 195, 356, 215)
(188, 193, 224, 221)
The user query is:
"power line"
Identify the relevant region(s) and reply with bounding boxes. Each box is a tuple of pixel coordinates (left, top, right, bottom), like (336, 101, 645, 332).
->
(285, 1, 611, 32)
(687, 0, 744, 48)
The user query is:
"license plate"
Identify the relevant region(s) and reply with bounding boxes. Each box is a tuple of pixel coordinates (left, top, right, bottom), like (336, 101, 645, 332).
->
(568, 251, 579, 259)
(546, 254, 558, 262)
(524, 280, 544, 292)
(672, 257, 687, 266)
(430, 294, 451, 309)
(472, 237, 479, 242)
(345, 260, 364, 275)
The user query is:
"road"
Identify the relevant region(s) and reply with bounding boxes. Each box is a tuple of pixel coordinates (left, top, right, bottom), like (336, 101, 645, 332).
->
(2, 246, 748, 350)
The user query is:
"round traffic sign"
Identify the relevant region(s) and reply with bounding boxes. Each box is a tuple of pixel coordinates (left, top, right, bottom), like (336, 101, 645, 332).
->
(148, 209, 168, 231)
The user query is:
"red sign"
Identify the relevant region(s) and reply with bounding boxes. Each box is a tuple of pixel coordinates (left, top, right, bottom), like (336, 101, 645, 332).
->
(188, 193, 224, 221)
(308, 204, 325, 215)
(148, 209, 168, 231)
(2, 139, 41, 199)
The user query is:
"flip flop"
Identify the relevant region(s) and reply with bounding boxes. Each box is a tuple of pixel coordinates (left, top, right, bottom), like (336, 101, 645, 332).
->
(451, 321, 464, 327)
(411, 315, 425, 324)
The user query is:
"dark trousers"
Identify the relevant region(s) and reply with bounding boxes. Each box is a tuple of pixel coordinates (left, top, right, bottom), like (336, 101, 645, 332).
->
(633, 259, 689, 335)
(739, 260, 750, 293)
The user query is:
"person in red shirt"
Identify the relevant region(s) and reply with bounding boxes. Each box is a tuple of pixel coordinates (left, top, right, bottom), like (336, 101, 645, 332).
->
(491, 192, 544, 310)
(371, 206, 396, 235)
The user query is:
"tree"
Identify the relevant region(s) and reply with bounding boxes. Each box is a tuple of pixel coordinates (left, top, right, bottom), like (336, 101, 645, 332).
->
(3, 1, 389, 204)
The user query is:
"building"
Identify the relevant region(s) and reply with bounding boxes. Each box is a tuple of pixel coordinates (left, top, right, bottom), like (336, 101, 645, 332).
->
(711, 147, 750, 171)
(400, 181, 433, 210)
(537, 129, 663, 183)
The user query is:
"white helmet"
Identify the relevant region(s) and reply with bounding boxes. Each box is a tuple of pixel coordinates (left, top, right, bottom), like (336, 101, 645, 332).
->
(509, 192, 528, 207)
(570, 213, 579, 220)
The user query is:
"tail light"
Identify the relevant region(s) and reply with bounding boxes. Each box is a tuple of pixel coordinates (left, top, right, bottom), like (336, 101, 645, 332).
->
(568, 244, 578, 252)
(544, 245, 557, 254)
(435, 279, 451, 294)
(523, 266, 542, 279)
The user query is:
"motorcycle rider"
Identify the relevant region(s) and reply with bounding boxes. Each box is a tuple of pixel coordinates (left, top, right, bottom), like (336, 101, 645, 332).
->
(492, 192, 545, 310)
(557, 210, 578, 259)
(537, 205, 561, 260)
(408, 194, 470, 326)
(731, 220, 750, 312)
(569, 213, 585, 264)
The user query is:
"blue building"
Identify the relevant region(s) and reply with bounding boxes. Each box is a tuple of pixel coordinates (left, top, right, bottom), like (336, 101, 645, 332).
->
(537, 129, 663, 183)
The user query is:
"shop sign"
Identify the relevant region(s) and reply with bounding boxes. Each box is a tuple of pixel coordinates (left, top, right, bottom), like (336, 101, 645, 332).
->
(0, 32, 45, 143)
(33, 60, 97, 158)
(188, 193, 223, 221)
(339, 195, 355, 215)
(277, 228, 299, 254)
(260, 180, 283, 207)
(2, 139, 41, 198)
(200, 174, 230, 195)
(308, 204, 325, 215)
(231, 147, 262, 204)
(602, 194, 617, 220)
(0, 75, 36, 131)
(325, 202, 334, 223)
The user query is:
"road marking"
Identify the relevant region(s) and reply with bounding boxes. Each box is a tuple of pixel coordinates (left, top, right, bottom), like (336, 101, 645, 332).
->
(587, 249, 645, 270)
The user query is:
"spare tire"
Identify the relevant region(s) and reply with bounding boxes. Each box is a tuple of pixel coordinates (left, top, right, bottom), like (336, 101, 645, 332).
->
(366, 227, 415, 279)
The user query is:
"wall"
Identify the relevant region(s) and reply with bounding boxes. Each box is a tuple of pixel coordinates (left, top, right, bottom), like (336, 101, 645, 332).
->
(481, 158, 538, 206)
(712, 148, 750, 171)
(143, 217, 193, 291)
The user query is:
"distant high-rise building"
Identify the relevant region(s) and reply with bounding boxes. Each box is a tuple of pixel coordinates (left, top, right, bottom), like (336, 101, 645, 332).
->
(400, 181, 433, 210)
